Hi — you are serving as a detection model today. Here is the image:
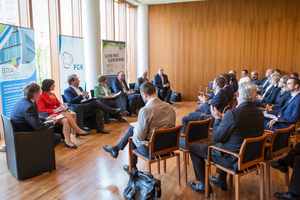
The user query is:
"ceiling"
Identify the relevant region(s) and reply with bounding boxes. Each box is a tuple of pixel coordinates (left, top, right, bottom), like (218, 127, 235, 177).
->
(125, 0, 206, 6)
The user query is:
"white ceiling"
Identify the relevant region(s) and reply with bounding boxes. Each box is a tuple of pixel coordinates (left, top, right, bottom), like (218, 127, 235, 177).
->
(125, 0, 206, 6)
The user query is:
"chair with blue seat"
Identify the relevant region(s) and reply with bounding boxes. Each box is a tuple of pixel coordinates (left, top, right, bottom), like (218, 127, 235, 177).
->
(205, 133, 270, 200)
(128, 125, 183, 186)
(200, 81, 214, 96)
(179, 118, 212, 183)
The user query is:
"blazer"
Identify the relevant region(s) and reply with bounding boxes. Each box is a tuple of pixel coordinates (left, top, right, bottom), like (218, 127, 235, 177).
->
(223, 85, 234, 102)
(132, 97, 176, 147)
(64, 86, 88, 105)
(36, 91, 63, 115)
(262, 86, 280, 104)
(272, 90, 291, 110)
(10, 98, 54, 132)
(153, 74, 170, 90)
(212, 102, 265, 170)
(204, 89, 229, 114)
(135, 77, 148, 90)
(94, 83, 112, 98)
(258, 77, 270, 94)
(230, 82, 238, 93)
(250, 78, 260, 85)
(112, 78, 129, 94)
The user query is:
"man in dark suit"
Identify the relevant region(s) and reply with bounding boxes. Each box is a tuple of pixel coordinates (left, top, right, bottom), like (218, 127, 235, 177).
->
(153, 68, 172, 104)
(10, 83, 61, 147)
(189, 82, 264, 195)
(265, 77, 300, 130)
(257, 69, 273, 94)
(250, 71, 260, 85)
(112, 71, 142, 117)
(135, 71, 148, 90)
(64, 74, 122, 134)
(220, 73, 234, 102)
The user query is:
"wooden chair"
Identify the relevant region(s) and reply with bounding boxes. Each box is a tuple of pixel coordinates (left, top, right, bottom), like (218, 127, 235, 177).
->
(179, 118, 212, 183)
(128, 125, 183, 186)
(205, 134, 270, 200)
(263, 125, 295, 198)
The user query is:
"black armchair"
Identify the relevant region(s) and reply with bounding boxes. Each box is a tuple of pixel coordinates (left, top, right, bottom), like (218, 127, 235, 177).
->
(1, 115, 56, 180)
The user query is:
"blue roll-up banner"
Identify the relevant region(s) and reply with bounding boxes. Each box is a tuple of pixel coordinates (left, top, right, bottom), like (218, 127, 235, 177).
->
(0, 24, 37, 117)
(59, 35, 86, 94)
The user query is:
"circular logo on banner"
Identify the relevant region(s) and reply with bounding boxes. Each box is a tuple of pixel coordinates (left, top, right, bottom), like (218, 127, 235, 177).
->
(62, 51, 73, 69)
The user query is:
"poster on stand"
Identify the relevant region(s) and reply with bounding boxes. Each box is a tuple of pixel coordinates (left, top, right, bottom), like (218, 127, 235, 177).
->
(59, 35, 86, 94)
(0, 24, 37, 117)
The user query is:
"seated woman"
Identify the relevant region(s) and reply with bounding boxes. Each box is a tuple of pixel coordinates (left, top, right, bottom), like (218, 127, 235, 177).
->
(254, 74, 281, 107)
(36, 79, 89, 149)
(94, 75, 128, 123)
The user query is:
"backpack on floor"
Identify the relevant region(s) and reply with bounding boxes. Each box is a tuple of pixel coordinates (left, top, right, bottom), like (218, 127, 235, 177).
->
(170, 92, 181, 102)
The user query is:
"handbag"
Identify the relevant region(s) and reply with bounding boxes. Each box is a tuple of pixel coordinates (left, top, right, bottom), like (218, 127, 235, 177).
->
(123, 169, 161, 200)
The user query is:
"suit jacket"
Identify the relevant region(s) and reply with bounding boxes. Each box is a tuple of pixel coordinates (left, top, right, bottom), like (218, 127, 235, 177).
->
(204, 89, 229, 114)
(272, 90, 291, 110)
(133, 97, 176, 147)
(10, 98, 54, 132)
(250, 78, 260, 85)
(135, 77, 148, 90)
(262, 86, 280, 104)
(223, 85, 234, 102)
(112, 78, 129, 94)
(230, 82, 238, 93)
(153, 74, 170, 90)
(212, 102, 264, 169)
(94, 83, 112, 98)
(36, 91, 63, 115)
(64, 86, 87, 105)
(258, 77, 270, 94)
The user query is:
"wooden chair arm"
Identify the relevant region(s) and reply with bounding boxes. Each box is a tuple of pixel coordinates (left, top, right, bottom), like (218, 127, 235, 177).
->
(265, 143, 271, 148)
(264, 130, 274, 134)
(180, 133, 186, 138)
(207, 145, 239, 165)
(143, 142, 150, 147)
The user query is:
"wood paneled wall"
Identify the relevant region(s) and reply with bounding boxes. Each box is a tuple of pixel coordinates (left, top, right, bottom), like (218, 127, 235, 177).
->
(149, 0, 300, 101)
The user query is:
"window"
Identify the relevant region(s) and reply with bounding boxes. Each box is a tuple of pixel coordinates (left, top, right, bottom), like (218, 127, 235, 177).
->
(27, 48, 35, 59)
(0, 0, 19, 25)
(25, 35, 35, 48)
(60, 0, 73, 36)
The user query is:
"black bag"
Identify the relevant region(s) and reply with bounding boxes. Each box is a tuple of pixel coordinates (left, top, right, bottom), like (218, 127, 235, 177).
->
(123, 169, 161, 200)
(170, 92, 181, 102)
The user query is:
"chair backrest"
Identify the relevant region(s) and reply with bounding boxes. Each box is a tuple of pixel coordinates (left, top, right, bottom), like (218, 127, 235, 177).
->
(238, 133, 269, 170)
(90, 89, 95, 97)
(149, 125, 183, 158)
(209, 81, 214, 90)
(129, 83, 135, 89)
(198, 92, 211, 99)
(222, 104, 231, 115)
(61, 94, 67, 103)
(185, 118, 212, 147)
(268, 125, 295, 159)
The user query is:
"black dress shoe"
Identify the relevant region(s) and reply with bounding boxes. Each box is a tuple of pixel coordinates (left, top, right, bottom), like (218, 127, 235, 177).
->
(271, 161, 288, 173)
(103, 145, 118, 158)
(97, 128, 110, 134)
(65, 143, 77, 149)
(190, 182, 212, 194)
(111, 108, 122, 114)
(123, 165, 137, 172)
(274, 192, 300, 200)
(76, 131, 90, 137)
(120, 110, 129, 115)
(118, 118, 127, 123)
(210, 176, 227, 191)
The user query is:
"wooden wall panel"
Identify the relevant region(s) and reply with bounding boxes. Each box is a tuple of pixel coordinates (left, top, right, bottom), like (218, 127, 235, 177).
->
(149, 0, 300, 101)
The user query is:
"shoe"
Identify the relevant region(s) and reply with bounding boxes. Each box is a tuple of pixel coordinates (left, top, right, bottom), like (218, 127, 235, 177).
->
(118, 118, 127, 123)
(76, 131, 90, 137)
(274, 192, 300, 200)
(123, 165, 137, 172)
(120, 110, 129, 115)
(210, 176, 227, 191)
(0, 146, 6, 152)
(65, 143, 77, 149)
(103, 145, 119, 158)
(111, 108, 122, 114)
(166, 101, 173, 105)
(190, 182, 212, 194)
(271, 161, 288, 173)
(97, 128, 110, 134)
(129, 113, 137, 117)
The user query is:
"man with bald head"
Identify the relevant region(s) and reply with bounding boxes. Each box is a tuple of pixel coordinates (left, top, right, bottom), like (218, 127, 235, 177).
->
(257, 69, 273, 94)
(153, 68, 173, 105)
(135, 71, 149, 90)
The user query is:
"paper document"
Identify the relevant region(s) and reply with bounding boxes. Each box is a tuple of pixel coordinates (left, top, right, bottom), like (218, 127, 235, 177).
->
(55, 114, 65, 120)
(82, 97, 97, 103)
(112, 91, 121, 98)
(264, 113, 277, 119)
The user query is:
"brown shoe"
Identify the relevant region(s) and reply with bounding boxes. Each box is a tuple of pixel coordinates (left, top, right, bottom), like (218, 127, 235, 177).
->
(129, 112, 137, 117)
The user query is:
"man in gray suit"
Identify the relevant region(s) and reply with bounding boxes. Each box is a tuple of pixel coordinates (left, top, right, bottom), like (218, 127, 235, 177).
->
(103, 82, 176, 171)
(135, 71, 149, 90)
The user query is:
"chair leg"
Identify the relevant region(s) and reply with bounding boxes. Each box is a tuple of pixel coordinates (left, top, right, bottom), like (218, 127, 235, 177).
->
(205, 162, 210, 198)
(235, 175, 240, 200)
(285, 169, 289, 186)
(147, 162, 151, 174)
(229, 174, 233, 186)
(187, 152, 189, 165)
(157, 161, 160, 174)
(129, 152, 132, 172)
(176, 154, 181, 186)
(260, 165, 264, 200)
(183, 152, 187, 183)
(163, 160, 166, 172)
(266, 162, 270, 198)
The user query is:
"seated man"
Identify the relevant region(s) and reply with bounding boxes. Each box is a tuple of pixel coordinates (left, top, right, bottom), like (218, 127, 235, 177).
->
(265, 77, 300, 130)
(290, 72, 299, 78)
(153, 68, 173, 105)
(229, 73, 238, 92)
(135, 71, 148, 90)
(238, 69, 250, 86)
(271, 141, 300, 200)
(257, 69, 273, 94)
(219, 73, 234, 102)
(10, 83, 61, 147)
(102, 82, 176, 171)
(181, 77, 228, 133)
(64, 74, 122, 134)
(274, 69, 281, 76)
(250, 70, 260, 85)
(189, 82, 264, 195)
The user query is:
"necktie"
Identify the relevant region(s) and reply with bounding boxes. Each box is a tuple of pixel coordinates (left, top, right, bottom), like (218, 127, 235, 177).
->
(262, 79, 269, 88)
(121, 80, 127, 92)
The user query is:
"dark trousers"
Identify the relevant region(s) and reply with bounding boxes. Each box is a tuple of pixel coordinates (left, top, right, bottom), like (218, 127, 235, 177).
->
(189, 143, 236, 184)
(53, 133, 62, 147)
(282, 142, 300, 195)
(181, 115, 199, 134)
(116, 126, 149, 167)
(159, 87, 172, 102)
(127, 95, 137, 113)
(108, 98, 121, 120)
